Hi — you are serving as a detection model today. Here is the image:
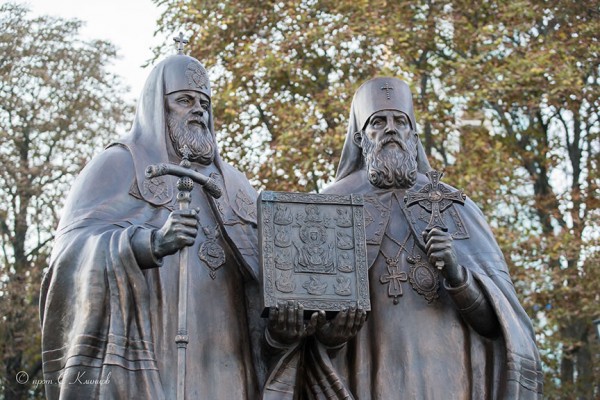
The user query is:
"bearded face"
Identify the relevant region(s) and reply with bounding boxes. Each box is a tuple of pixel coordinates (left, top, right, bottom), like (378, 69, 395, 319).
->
(360, 111, 418, 189)
(167, 114, 215, 165)
(165, 90, 215, 165)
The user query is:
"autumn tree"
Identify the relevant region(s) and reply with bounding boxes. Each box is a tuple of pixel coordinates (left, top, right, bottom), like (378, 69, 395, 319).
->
(448, 1, 599, 397)
(153, 0, 463, 191)
(0, 3, 133, 399)
(154, 0, 598, 397)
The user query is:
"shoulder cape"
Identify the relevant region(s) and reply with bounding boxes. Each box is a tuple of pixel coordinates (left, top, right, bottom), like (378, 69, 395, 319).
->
(40, 146, 262, 398)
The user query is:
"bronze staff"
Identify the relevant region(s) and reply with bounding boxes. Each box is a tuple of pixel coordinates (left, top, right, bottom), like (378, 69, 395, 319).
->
(145, 145, 221, 400)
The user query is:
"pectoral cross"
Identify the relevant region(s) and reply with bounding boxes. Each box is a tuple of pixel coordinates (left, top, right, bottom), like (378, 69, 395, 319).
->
(381, 82, 394, 100)
(380, 258, 407, 305)
(173, 32, 189, 54)
(404, 170, 466, 269)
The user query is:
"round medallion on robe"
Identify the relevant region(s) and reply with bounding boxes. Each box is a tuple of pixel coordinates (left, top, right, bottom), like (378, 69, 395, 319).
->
(408, 255, 440, 303)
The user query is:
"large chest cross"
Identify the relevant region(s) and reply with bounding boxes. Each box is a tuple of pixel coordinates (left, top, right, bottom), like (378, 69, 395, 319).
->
(404, 171, 465, 271)
(404, 170, 466, 233)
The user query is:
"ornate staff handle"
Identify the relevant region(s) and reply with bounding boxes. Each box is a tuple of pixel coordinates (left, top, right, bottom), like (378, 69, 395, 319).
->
(145, 163, 222, 199)
(144, 146, 222, 400)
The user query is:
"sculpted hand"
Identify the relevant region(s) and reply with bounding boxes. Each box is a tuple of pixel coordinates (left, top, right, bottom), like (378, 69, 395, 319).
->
(424, 228, 464, 286)
(267, 301, 306, 346)
(309, 306, 367, 348)
(152, 209, 198, 258)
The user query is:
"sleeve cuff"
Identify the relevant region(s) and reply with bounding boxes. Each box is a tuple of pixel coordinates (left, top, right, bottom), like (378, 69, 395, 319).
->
(443, 268, 484, 313)
(131, 228, 163, 270)
(264, 327, 295, 350)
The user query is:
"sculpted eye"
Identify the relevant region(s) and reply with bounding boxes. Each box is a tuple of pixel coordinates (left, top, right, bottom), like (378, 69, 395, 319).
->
(395, 117, 407, 126)
(372, 118, 384, 127)
(201, 102, 210, 110)
(177, 97, 191, 105)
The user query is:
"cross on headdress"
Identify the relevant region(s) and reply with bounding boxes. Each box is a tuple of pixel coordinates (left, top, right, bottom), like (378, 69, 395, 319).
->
(173, 32, 189, 54)
(381, 82, 394, 100)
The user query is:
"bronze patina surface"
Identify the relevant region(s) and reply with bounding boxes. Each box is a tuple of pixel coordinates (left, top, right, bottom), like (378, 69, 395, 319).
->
(258, 191, 370, 317)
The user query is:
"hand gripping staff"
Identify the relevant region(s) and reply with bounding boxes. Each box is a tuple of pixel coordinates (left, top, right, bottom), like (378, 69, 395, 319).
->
(145, 146, 221, 400)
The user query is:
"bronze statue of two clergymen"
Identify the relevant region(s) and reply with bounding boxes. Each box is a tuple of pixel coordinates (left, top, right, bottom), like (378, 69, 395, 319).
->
(39, 38, 544, 399)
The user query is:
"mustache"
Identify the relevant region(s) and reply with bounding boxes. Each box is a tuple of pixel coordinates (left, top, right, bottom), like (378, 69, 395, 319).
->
(377, 134, 407, 151)
(186, 117, 208, 127)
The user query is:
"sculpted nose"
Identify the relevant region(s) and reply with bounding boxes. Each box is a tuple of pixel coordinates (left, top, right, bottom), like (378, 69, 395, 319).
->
(191, 100, 204, 116)
(384, 119, 398, 136)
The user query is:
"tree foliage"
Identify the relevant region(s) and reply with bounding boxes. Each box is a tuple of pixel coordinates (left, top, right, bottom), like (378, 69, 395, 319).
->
(154, 0, 598, 397)
(154, 0, 464, 191)
(448, 2, 599, 397)
(0, 3, 133, 399)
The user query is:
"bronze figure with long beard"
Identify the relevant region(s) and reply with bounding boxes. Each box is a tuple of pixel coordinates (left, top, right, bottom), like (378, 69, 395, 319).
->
(361, 128, 418, 189)
(167, 114, 215, 165)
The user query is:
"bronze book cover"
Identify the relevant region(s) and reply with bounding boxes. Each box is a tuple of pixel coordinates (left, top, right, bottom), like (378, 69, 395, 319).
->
(258, 191, 371, 317)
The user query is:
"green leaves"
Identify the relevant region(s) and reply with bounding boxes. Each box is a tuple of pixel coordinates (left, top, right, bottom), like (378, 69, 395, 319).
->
(154, 0, 598, 396)
(0, 3, 133, 398)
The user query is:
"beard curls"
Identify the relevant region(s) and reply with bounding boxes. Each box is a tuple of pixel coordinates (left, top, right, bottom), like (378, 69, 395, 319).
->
(362, 132, 418, 189)
(167, 114, 215, 165)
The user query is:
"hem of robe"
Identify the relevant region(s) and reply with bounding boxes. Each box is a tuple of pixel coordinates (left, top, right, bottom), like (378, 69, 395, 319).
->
(41, 226, 165, 399)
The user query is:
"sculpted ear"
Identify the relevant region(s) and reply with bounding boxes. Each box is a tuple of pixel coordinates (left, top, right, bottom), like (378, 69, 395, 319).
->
(353, 131, 363, 148)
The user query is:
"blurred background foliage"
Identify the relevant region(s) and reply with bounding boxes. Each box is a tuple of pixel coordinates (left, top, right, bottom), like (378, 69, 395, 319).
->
(0, 1, 597, 398)
(153, 1, 598, 398)
(0, 3, 133, 398)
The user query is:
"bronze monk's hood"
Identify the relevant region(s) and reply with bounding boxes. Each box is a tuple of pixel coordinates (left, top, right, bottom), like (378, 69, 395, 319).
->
(106, 54, 260, 280)
(111, 54, 217, 206)
(335, 77, 432, 181)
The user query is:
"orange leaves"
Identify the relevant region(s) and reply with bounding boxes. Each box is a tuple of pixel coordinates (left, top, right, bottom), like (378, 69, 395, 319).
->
(155, 0, 598, 394)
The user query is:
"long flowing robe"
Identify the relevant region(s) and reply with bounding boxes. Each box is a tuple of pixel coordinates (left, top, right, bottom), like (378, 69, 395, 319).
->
(302, 76, 544, 399)
(262, 76, 542, 399)
(40, 55, 264, 399)
(320, 171, 543, 400)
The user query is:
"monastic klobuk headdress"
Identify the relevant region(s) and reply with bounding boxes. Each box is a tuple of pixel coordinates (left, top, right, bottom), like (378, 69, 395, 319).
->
(335, 77, 432, 181)
(111, 54, 218, 206)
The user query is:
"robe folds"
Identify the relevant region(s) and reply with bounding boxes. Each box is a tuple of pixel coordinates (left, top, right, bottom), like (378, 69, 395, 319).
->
(262, 171, 544, 400)
(41, 53, 269, 399)
(40, 145, 264, 399)
(316, 171, 544, 400)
